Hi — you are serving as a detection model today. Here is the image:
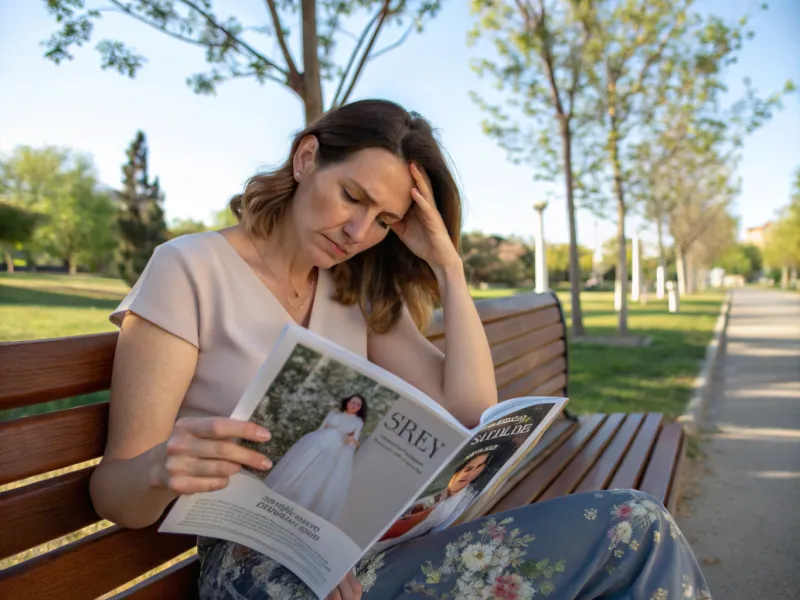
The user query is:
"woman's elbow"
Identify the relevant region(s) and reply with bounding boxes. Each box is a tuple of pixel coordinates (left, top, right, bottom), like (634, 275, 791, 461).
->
(89, 463, 157, 529)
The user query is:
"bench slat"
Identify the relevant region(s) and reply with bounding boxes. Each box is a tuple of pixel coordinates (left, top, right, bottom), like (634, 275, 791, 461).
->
(426, 292, 558, 338)
(484, 307, 563, 352)
(530, 372, 567, 397)
(494, 332, 565, 388)
(0, 403, 108, 486)
(497, 352, 565, 401)
(489, 414, 607, 513)
(0, 525, 195, 600)
(607, 412, 663, 490)
(481, 418, 577, 516)
(0, 333, 117, 410)
(112, 555, 200, 600)
(574, 413, 645, 494)
(639, 423, 684, 505)
(0, 466, 101, 561)
(537, 413, 626, 502)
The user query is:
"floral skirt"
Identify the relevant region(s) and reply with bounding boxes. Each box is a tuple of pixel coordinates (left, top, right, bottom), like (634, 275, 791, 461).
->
(197, 489, 712, 600)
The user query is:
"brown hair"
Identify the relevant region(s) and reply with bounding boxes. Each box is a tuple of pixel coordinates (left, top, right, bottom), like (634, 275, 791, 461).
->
(229, 99, 463, 334)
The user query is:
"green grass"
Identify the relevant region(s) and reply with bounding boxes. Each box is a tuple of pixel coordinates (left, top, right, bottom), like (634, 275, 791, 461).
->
(1, 273, 724, 422)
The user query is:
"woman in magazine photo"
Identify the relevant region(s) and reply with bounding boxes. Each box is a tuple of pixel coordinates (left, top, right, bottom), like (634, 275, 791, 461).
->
(95, 99, 713, 600)
(370, 445, 495, 554)
(264, 394, 367, 522)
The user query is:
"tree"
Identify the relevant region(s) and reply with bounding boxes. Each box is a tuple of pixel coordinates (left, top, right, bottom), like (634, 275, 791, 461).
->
(1, 145, 116, 273)
(546, 243, 593, 284)
(469, 0, 599, 336)
(0, 202, 39, 272)
(118, 131, 168, 286)
(716, 243, 762, 281)
(34, 156, 119, 275)
(763, 168, 800, 288)
(585, 0, 701, 334)
(168, 217, 208, 239)
(212, 205, 238, 228)
(43, 0, 443, 123)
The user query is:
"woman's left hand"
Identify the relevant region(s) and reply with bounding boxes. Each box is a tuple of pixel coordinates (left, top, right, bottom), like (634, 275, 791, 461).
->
(391, 163, 461, 274)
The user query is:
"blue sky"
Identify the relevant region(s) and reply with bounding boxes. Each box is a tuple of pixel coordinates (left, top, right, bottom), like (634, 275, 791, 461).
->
(1, 0, 798, 251)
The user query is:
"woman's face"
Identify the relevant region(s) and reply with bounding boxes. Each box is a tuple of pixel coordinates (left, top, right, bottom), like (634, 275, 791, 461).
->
(447, 453, 489, 495)
(291, 139, 415, 269)
(345, 396, 363, 414)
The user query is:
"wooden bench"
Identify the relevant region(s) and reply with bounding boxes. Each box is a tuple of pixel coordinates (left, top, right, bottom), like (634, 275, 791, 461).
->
(0, 291, 686, 599)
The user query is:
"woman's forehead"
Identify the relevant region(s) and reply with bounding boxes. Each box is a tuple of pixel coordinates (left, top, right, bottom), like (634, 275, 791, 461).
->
(342, 149, 414, 211)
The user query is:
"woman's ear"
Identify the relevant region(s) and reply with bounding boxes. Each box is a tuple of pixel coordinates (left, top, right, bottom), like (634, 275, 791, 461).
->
(293, 135, 319, 179)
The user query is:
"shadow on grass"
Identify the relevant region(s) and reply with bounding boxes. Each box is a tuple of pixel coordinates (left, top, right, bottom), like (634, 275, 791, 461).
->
(0, 283, 121, 310)
(565, 326, 713, 419)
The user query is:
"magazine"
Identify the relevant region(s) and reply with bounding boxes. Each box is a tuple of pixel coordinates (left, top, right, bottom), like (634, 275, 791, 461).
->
(160, 322, 567, 598)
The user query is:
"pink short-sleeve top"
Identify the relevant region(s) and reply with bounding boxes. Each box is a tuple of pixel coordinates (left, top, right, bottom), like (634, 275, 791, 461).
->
(110, 231, 368, 419)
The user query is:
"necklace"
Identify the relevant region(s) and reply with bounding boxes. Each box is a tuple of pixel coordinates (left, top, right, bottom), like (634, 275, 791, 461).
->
(249, 234, 317, 310)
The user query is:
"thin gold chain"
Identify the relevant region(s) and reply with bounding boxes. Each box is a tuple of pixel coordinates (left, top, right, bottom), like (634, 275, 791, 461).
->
(249, 234, 316, 309)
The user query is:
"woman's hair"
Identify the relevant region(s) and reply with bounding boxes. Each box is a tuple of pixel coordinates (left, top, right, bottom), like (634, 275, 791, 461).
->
(229, 98, 463, 333)
(339, 394, 368, 422)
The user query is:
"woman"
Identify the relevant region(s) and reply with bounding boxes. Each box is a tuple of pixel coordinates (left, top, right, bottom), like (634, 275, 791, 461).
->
(372, 446, 493, 552)
(97, 99, 712, 600)
(264, 395, 367, 522)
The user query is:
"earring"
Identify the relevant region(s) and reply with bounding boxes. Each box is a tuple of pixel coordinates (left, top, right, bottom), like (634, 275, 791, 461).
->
(295, 171, 300, 177)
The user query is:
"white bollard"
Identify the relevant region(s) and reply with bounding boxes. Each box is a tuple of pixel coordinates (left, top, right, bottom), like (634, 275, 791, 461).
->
(667, 281, 680, 313)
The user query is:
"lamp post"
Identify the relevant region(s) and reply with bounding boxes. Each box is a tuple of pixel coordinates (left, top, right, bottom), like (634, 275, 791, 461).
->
(533, 201, 549, 293)
(631, 229, 641, 302)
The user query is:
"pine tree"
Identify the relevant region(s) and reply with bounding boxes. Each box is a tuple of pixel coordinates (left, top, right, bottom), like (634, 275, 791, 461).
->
(118, 131, 167, 286)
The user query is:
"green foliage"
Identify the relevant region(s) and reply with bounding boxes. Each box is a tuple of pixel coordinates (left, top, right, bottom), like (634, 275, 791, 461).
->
(168, 217, 208, 239)
(716, 243, 763, 279)
(0, 145, 118, 273)
(117, 131, 168, 286)
(546, 243, 593, 284)
(211, 206, 238, 228)
(42, 0, 444, 121)
(0, 203, 39, 244)
(763, 168, 800, 270)
(461, 232, 532, 287)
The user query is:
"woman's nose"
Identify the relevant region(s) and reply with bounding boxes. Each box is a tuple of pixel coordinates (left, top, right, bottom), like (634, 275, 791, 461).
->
(343, 215, 371, 244)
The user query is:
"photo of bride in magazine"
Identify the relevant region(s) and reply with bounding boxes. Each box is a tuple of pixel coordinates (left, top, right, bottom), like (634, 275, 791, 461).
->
(264, 394, 368, 522)
(238, 343, 400, 525)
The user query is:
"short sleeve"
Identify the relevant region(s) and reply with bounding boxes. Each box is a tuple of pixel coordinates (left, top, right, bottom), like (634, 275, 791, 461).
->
(110, 243, 200, 348)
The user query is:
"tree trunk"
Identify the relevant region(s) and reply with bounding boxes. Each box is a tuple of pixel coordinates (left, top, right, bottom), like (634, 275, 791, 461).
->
(781, 266, 789, 289)
(4, 249, 14, 273)
(685, 253, 696, 294)
(301, 0, 323, 124)
(676, 245, 687, 296)
(68, 255, 78, 276)
(609, 120, 628, 335)
(656, 209, 666, 299)
(560, 121, 585, 336)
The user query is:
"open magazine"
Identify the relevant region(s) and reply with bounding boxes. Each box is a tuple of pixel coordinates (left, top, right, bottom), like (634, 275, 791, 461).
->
(160, 322, 567, 598)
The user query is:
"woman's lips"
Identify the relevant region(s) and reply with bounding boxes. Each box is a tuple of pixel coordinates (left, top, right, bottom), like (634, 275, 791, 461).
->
(324, 235, 347, 256)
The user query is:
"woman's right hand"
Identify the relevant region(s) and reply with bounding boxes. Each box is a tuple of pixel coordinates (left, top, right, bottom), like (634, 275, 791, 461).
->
(148, 416, 273, 495)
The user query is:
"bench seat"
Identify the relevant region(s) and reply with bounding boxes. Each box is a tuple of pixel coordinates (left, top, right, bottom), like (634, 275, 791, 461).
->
(0, 291, 685, 599)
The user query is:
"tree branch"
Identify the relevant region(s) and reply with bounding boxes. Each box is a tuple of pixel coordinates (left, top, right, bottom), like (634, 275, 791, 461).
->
(330, 9, 382, 108)
(107, 0, 226, 49)
(335, 1, 391, 108)
(369, 20, 415, 61)
(177, 0, 288, 78)
(264, 0, 300, 89)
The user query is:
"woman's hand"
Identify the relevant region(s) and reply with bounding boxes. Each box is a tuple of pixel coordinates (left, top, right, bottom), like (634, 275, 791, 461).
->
(148, 416, 273, 495)
(325, 570, 362, 600)
(391, 163, 461, 274)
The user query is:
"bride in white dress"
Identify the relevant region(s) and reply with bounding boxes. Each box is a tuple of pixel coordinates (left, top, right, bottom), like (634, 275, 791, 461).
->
(264, 395, 367, 522)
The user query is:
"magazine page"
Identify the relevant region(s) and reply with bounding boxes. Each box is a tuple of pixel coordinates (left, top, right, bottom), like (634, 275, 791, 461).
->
(364, 397, 567, 556)
(159, 323, 471, 599)
(450, 396, 568, 525)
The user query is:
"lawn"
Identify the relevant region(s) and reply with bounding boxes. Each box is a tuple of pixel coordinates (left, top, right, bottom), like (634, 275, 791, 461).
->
(1, 273, 724, 422)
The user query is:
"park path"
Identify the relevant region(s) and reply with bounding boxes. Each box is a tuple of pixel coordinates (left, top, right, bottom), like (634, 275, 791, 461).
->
(678, 288, 800, 599)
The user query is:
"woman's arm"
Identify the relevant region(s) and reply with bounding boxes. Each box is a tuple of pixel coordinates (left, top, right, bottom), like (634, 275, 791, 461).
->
(368, 259, 497, 428)
(90, 313, 270, 529)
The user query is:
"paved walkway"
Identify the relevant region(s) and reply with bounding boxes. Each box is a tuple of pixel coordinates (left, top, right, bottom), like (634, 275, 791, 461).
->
(679, 288, 800, 599)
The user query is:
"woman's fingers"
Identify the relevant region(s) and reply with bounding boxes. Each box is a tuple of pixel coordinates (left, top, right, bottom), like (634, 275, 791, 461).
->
(176, 416, 271, 443)
(409, 162, 433, 200)
(167, 434, 272, 471)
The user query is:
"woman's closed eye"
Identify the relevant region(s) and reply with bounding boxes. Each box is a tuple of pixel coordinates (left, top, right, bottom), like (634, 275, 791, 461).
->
(342, 187, 390, 229)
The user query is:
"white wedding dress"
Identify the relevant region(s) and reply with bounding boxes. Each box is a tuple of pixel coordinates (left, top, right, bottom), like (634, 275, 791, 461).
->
(264, 410, 363, 522)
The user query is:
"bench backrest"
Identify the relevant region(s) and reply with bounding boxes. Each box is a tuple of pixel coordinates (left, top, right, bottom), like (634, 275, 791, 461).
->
(0, 291, 568, 599)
